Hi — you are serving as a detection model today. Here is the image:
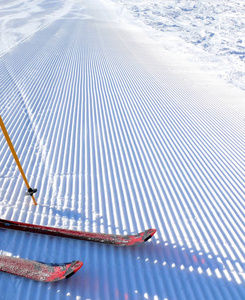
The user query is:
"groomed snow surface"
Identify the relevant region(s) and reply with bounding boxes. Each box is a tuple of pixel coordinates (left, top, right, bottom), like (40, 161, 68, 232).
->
(0, 0, 244, 299)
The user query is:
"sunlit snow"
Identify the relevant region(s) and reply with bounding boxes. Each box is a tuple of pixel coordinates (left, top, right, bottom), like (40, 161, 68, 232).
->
(0, 0, 244, 299)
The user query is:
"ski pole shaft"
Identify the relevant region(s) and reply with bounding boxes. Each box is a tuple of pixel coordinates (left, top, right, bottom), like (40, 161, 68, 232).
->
(0, 116, 37, 205)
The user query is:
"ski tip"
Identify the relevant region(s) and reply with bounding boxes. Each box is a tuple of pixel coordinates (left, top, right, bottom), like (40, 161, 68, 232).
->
(143, 229, 157, 242)
(50, 260, 83, 282)
(63, 260, 83, 280)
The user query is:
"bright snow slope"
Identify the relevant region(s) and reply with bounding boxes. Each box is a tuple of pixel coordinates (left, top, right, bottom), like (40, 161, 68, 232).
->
(110, 0, 245, 91)
(0, 0, 244, 299)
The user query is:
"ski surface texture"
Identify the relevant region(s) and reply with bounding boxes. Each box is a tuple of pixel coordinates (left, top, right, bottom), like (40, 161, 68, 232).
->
(0, 219, 156, 246)
(0, 255, 83, 282)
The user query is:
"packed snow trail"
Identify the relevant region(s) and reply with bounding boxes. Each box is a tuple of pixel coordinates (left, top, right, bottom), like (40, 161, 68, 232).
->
(0, 0, 244, 299)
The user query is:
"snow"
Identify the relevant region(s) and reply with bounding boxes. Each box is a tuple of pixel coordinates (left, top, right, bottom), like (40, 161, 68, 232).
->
(109, 0, 245, 90)
(0, 0, 244, 299)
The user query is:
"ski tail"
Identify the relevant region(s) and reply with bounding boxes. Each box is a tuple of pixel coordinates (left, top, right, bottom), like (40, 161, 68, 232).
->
(0, 255, 83, 282)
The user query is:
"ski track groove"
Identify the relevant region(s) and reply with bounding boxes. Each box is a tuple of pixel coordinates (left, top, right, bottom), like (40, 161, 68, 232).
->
(0, 2, 244, 300)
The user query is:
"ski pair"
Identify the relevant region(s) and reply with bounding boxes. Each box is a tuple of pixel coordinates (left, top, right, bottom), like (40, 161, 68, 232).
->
(0, 218, 156, 281)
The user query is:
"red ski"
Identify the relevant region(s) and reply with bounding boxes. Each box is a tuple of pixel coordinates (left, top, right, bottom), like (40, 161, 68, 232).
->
(0, 255, 83, 282)
(0, 218, 156, 246)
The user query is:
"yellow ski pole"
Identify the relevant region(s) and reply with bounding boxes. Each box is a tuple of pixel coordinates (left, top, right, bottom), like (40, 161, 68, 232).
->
(0, 115, 37, 205)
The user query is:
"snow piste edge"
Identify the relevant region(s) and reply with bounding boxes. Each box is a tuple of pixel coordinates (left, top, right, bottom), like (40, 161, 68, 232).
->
(0, 218, 156, 246)
(0, 255, 83, 282)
